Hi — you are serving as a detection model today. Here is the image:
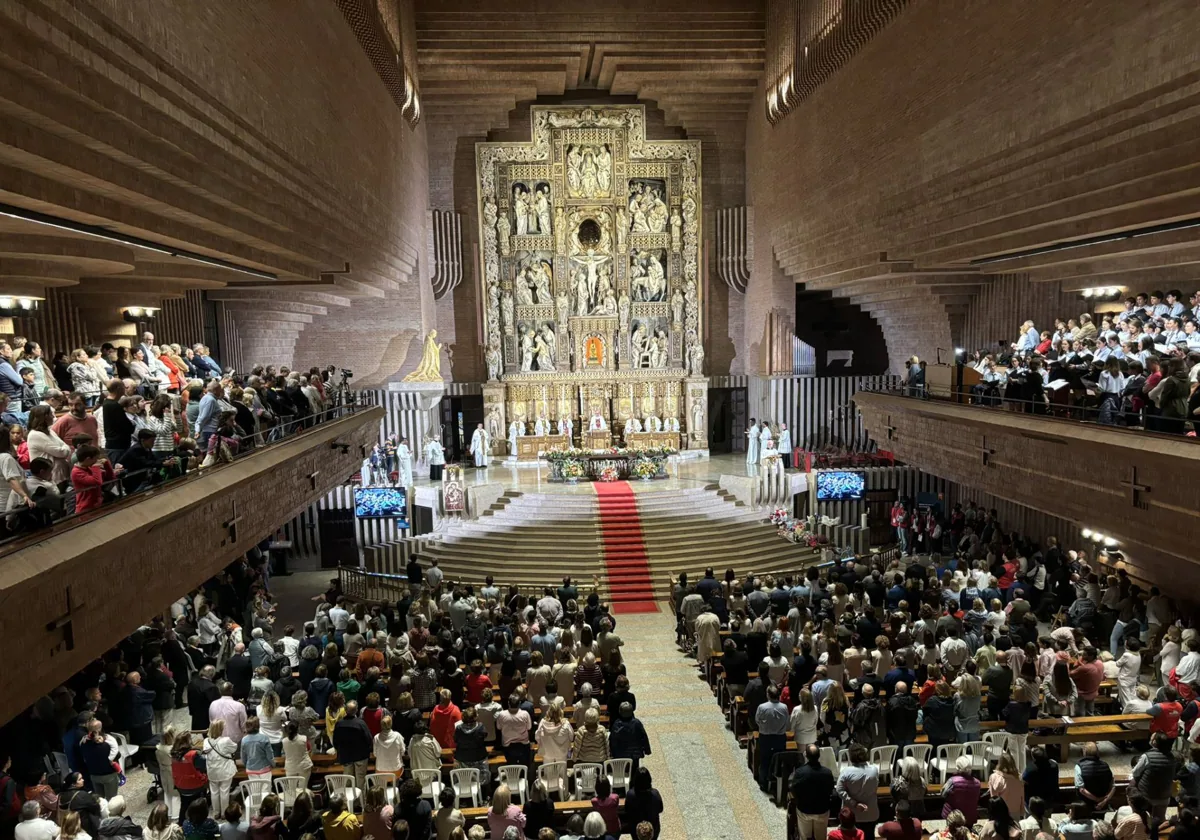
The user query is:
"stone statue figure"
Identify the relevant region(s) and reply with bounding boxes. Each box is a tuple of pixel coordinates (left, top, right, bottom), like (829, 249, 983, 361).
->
(486, 405, 502, 442)
(670, 209, 682, 252)
(514, 188, 530, 236)
(574, 271, 590, 317)
(496, 201, 511, 256)
(485, 338, 502, 381)
(555, 290, 571, 329)
(515, 271, 535, 305)
(650, 330, 668, 369)
(682, 196, 697, 237)
(618, 291, 631, 333)
(598, 287, 618, 316)
(648, 188, 669, 234)
(616, 208, 627, 253)
(691, 400, 704, 437)
(688, 340, 705, 377)
(555, 206, 566, 252)
(535, 187, 552, 235)
(684, 279, 699, 332)
(483, 197, 498, 233)
(671, 287, 684, 325)
(533, 262, 552, 304)
(519, 325, 535, 372)
(595, 145, 612, 194)
(501, 289, 514, 331)
(580, 148, 599, 196)
(535, 325, 556, 371)
(402, 329, 443, 381)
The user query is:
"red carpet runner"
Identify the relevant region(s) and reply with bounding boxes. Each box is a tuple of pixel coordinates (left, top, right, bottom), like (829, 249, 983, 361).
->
(594, 481, 659, 614)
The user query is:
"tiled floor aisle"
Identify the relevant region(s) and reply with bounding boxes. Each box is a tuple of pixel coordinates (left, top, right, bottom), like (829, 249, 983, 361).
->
(618, 610, 788, 840)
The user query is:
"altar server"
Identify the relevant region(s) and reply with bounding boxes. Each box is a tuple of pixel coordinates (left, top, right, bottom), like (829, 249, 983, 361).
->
(425, 435, 445, 481)
(759, 419, 773, 455)
(745, 417, 759, 465)
(508, 417, 525, 454)
(778, 423, 792, 469)
(398, 436, 413, 486)
(360, 453, 374, 486)
(470, 422, 490, 468)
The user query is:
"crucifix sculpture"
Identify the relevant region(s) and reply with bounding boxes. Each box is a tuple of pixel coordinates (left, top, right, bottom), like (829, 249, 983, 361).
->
(223, 500, 244, 545)
(1120, 466, 1151, 509)
(980, 436, 997, 466)
(884, 415, 897, 441)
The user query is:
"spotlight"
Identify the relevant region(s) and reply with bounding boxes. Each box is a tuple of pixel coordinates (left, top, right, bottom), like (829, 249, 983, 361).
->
(954, 348, 965, 355)
(1081, 528, 1092, 538)
(1082, 289, 1093, 298)
(1104, 536, 1118, 547)
(1091, 532, 1104, 542)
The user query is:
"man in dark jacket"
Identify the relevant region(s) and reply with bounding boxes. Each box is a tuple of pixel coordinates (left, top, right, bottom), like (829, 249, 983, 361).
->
(160, 631, 191, 709)
(849, 684, 887, 749)
(97, 795, 142, 838)
(743, 664, 769, 733)
(694, 568, 722, 604)
(59, 773, 102, 838)
(886, 682, 920, 751)
(116, 430, 176, 493)
(789, 745, 835, 839)
(120, 672, 155, 746)
(333, 701, 373, 792)
(609, 703, 652, 775)
(144, 658, 176, 735)
(883, 655, 917, 697)
(187, 666, 220, 731)
(721, 640, 750, 701)
(224, 645, 252, 701)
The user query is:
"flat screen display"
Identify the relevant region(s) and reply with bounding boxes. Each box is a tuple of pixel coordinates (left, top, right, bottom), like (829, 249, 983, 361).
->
(354, 487, 409, 524)
(816, 471, 865, 501)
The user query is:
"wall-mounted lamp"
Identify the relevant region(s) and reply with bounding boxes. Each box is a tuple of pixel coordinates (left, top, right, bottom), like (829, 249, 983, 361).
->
(1080, 287, 1122, 300)
(0, 297, 40, 318)
(122, 306, 159, 323)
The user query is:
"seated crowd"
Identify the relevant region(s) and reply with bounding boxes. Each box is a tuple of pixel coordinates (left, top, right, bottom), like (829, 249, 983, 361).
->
(0, 555, 662, 840)
(0, 331, 343, 535)
(679, 516, 1200, 840)
(926, 289, 1200, 432)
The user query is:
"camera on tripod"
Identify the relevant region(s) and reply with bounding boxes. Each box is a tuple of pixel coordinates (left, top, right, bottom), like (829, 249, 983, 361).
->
(340, 368, 353, 379)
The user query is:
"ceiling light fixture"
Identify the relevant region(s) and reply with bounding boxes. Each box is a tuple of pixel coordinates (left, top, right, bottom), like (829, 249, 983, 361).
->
(0, 202, 277, 280)
(970, 215, 1200, 266)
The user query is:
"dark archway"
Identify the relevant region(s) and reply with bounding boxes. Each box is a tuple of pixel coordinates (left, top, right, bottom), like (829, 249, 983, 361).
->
(795, 286, 890, 376)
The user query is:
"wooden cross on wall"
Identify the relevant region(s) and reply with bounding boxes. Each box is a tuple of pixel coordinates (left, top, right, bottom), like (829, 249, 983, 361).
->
(1120, 466, 1151, 509)
(45, 585, 84, 656)
(885, 415, 897, 441)
(222, 500, 244, 545)
(980, 435, 997, 466)
(308, 470, 321, 491)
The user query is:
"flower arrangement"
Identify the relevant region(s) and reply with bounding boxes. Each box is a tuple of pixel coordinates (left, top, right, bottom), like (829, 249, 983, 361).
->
(774, 515, 812, 544)
(546, 447, 589, 464)
(631, 459, 658, 479)
(561, 460, 586, 480)
(598, 466, 620, 482)
(769, 508, 790, 526)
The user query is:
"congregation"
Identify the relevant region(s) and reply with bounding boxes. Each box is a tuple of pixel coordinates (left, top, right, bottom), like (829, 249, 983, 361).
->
(679, 518, 1200, 840)
(0, 555, 662, 840)
(933, 289, 1200, 432)
(0, 331, 346, 537)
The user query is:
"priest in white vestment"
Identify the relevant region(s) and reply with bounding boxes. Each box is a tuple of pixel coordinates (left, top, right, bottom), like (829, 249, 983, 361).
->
(646, 415, 663, 432)
(508, 418, 525, 454)
(624, 416, 641, 443)
(425, 436, 445, 480)
(745, 419, 760, 466)
(469, 423, 490, 468)
(559, 416, 573, 442)
(760, 421, 773, 454)
(665, 416, 680, 432)
(534, 414, 549, 436)
(397, 437, 413, 486)
(589, 413, 607, 431)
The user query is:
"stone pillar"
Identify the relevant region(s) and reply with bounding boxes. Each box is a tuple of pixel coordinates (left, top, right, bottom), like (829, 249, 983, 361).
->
(685, 376, 709, 451)
(387, 382, 446, 445)
(482, 381, 507, 455)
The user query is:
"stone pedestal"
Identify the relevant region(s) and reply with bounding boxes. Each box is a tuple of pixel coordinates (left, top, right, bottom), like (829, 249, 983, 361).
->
(482, 381, 507, 454)
(387, 381, 446, 445)
(685, 375, 709, 450)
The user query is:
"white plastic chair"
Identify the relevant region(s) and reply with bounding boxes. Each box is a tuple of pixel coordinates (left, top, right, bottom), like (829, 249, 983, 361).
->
(274, 776, 307, 810)
(366, 773, 398, 805)
(837, 748, 850, 768)
(605, 759, 633, 794)
(902, 745, 932, 782)
(982, 732, 1010, 764)
(499, 765, 528, 804)
(412, 769, 443, 802)
(325, 774, 362, 811)
(450, 769, 482, 807)
(539, 761, 569, 801)
(929, 743, 966, 783)
(240, 778, 273, 812)
(871, 746, 898, 784)
(819, 746, 840, 776)
(963, 741, 989, 779)
(112, 733, 138, 774)
(573, 763, 604, 799)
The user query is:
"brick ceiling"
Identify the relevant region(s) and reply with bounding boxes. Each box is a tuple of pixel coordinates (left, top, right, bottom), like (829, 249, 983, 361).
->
(413, 1, 767, 143)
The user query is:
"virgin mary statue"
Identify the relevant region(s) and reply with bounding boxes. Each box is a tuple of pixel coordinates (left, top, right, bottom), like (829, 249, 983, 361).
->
(403, 330, 443, 381)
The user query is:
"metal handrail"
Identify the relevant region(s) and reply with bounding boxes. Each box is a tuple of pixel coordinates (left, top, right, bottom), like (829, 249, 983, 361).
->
(863, 384, 1198, 440)
(0, 402, 370, 557)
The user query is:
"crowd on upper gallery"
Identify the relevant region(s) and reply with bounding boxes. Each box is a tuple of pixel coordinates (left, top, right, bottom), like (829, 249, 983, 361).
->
(0, 553, 660, 840)
(0, 331, 344, 536)
(901, 289, 1200, 433)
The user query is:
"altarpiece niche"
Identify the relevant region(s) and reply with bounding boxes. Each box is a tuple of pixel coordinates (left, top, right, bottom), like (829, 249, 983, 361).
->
(475, 106, 707, 452)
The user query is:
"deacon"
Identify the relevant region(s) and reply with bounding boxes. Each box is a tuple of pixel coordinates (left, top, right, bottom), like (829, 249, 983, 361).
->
(469, 422, 490, 468)
(424, 434, 445, 481)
